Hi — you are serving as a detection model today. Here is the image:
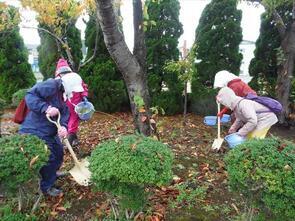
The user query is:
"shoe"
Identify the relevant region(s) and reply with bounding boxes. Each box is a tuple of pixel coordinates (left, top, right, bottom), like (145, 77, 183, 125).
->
(44, 187, 62, 197)
(68, 133, 79, 147)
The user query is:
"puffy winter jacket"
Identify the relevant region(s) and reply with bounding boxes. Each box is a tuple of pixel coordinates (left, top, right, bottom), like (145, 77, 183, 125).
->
(19, 79, 69, 137)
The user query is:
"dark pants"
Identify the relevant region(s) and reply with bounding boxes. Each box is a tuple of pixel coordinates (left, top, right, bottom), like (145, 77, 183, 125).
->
(38, 135, 64, 192)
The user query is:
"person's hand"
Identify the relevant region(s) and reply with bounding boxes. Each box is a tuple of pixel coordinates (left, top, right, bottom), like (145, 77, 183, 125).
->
(58, 126, 67, 138)
(228, 127, 236, 134)
(46, 106, 59, 117)
(217, 108, 228, 118)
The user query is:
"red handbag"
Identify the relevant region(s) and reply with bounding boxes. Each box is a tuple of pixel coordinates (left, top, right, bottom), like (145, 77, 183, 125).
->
(13, 98, 30, 124)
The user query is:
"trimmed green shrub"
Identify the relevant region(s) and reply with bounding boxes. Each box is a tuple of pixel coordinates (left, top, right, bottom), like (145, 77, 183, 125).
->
(11, 88, 28, 107)
(0, 7, 35, 101)
(225, 138, 295, 220)
(191, 78, 218, 116)
(145, 0, 184, 115)
(0, 134, 49, 194)
(193, 0, 242, 86)
(89, 135, 173, 213)
(0, 204, 37, 221)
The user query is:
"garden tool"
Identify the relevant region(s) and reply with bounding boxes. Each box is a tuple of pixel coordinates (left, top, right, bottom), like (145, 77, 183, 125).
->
(212, 102, 224, 150)
(47, 112, 91, 186)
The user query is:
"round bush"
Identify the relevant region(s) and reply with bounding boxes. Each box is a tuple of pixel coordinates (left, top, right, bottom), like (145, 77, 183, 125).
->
(0, 134, 49, 193)
(89, 135, 174, 210)
(11, 89, 28, 107)
(224, 138, 295, 220)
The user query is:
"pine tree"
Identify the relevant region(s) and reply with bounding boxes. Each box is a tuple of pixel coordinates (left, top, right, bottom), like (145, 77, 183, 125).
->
(193, 0, 243, 86)
(249, 5, 293, 97)
(145, 0, 183, 115)
(79, 17, 128, 112)
(0, 7, 35, 101)
(38, 23, 82, 80)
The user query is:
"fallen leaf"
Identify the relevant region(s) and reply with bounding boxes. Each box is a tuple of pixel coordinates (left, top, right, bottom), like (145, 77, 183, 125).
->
(56, 206, 66, 212)
(29, 155, 39, 168)
(141, 116, 147, 122)
(50, 211, 58, 216)
(139, 108, 146, 113)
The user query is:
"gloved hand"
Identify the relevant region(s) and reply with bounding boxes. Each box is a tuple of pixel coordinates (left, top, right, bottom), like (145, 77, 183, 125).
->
(46, 106, 59, 117)
(217, 107, 228, 118)
(82, 96, 88, 104)
(58, 126, 68, 138)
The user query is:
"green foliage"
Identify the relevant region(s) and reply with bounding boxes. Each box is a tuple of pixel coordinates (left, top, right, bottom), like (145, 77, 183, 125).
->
(0, 134, 49, 194)
(171, 182, 207, 209)
(224, 138, 295, 220)
(249, 4, 293, 97)
(193, 0, 242, 86)
(0, 7, 35, 102)
(80, 17, 128, 113)
(190, 76, 218, 115)
(0, 204, 37, 221)
(38, 22, 82, 79)
(89, 135, 173, 211)
(145, 0, 183, 115)
(11, 88, 28, 107)
(134, 94, 145, 109)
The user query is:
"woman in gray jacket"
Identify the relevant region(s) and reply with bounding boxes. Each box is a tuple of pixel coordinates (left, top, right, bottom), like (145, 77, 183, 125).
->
(216, 87, 278, 139)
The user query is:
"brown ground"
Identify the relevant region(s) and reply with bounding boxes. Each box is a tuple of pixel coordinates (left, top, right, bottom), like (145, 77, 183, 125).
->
(1, 109, 294, 221)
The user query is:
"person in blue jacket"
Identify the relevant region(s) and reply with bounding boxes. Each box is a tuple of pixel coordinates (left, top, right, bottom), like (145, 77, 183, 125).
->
(19, 78, 70, 197)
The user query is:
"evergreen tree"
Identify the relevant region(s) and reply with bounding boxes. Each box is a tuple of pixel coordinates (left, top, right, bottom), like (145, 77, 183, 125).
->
(145, 0, 183, 115)
(38, 23, 82, 80)
(249, 5, 293, 97)
(0, 7, 35, 101)
(79, 17, 128, 112)
(193, 0, 243, 86)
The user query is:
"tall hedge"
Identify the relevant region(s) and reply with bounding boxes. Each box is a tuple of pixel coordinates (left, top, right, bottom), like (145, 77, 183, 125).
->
(193, 0, 242, 86)
(0, 7, 35, 101)
(249, 5, 293, 97)
(79, 17, 128, 112)
(38, 23, 82, 80)
(145, 0, 183, 115)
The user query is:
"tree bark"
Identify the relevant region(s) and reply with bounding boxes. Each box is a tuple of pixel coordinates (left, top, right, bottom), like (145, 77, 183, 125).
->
(133, 0, 146, 70)
(95, 0, 151, 135)
(276, 21, 295, 124)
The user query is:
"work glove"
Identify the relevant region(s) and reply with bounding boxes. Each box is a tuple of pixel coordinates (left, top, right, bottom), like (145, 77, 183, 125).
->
(82, 96, 88, 104)
(217, 107, 228, 118)
(46, 106, 59, 117)
(58, 126, 68, 138)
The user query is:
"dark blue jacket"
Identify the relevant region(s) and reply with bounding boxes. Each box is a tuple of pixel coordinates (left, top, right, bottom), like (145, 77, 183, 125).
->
(19, 79, 69, 137)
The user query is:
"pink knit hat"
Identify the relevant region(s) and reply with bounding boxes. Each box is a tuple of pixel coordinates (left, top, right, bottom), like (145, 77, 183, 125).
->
(55, 58, 72, 76)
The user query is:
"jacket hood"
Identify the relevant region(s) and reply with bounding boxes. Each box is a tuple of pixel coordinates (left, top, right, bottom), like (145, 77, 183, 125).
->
(61, 72, 84, 99)
(214, 70, 240, 88)
(216, 87, 242, 110)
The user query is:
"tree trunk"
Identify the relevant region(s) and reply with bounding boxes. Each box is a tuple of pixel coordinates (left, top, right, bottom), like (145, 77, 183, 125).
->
(276, 22, 295, 124)
(95, 0, 151, 135)
(133, 0, 146, 70)
(183, 81, 187, 126)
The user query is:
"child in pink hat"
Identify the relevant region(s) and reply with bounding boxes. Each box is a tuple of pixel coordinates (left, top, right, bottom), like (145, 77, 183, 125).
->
(55, 58, 88, 147)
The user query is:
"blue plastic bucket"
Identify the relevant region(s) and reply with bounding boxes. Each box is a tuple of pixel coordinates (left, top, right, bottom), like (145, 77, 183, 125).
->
(224, 133, 246, 148)
(74, 101, 95, 121)
(204, 116, 217, 126)
(221, 114, 231, 123)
